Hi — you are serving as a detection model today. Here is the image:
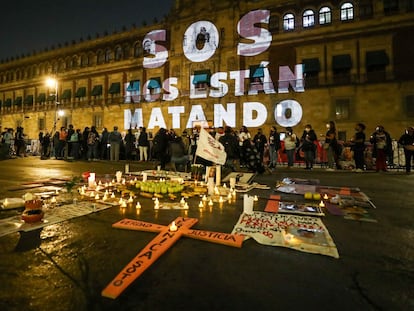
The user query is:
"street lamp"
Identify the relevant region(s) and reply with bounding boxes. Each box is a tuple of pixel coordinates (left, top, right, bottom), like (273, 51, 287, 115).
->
(45, 77, 62, 133)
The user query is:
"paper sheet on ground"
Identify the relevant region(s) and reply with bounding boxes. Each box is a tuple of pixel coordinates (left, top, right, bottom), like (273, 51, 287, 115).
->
(232, 211, 339, 258)
(0, 201, 110, 237)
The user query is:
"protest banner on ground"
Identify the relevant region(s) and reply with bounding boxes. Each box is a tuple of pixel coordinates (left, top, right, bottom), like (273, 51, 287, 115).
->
(232, 211, 339, 258)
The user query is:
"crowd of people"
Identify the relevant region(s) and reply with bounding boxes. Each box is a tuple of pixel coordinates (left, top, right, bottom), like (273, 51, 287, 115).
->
(0, 122, 413, 174)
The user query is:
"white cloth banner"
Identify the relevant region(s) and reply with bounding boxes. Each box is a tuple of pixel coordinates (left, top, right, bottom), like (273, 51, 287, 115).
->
(195, 128, 226, 165)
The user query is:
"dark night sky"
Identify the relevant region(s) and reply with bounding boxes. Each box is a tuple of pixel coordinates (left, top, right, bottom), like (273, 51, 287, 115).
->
(0, 0, 174, 60)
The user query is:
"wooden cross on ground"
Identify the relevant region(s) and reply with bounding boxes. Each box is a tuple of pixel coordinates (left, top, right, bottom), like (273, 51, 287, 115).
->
(102, 217, 244, 299)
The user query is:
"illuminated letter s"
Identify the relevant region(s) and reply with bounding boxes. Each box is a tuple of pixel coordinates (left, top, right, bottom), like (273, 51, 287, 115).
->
(237, 10, 272, 56)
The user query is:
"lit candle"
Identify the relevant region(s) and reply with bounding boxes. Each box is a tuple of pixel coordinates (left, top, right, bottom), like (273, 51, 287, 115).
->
(219, 196, 224, 203)
(89, 192, 95, 198)
(109, 182, 113, 187)
(253, 195, 259, 202)
(136, 202, 141, 209)
(202, 195, 207, 202)
(223, 183, 227, 188)
(96, 185, 101, 192)
(121, 201, 127, 208)
(102, 194, 108, 201)
(154, 203, 159, 210)
(169, 221, 178, 232)
(95, 194, 100, 200)
(183, 202, 189, 209)
(227, 192, 232, 200)
(319, 200, 325, 208)
(232, 190, 237, 198)
(208, 199, 213, 206)
(128, 196, 134, 203)
(323, 194, 329, 200)
(88, 173, 96, 188)
(199, 201, 204, 208)
(214, 186, 219, 195)
(98, 180, 102, 186)
(111, 193, 115, 199)
(3, 198, 8, 207)
(104, 182, 109, 188)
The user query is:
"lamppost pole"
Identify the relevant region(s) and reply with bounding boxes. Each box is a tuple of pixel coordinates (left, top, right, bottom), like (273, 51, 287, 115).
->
(46, 77, 60, 158)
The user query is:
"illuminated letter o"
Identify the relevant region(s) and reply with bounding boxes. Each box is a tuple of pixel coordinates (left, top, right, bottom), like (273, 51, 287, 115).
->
(274, 100, 303, 127)
(183, 21, 219, 62)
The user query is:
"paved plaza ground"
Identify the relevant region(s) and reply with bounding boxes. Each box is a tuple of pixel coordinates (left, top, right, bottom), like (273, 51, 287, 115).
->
(0, 157, 413, 311)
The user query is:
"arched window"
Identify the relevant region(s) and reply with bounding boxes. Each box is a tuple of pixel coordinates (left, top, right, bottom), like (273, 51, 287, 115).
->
(66, 58, 72, 70)
(303, 9, 315, 28)
(72, 56, 78, 68)
(341, 2, 354, 21)
(115, 46, 123, 61)
(319, 7, 332, 25)
(105, 48, 112, 62)
(283, 13, 295, 31)
(97, 50, 105, 64)
(81, 54, 89, 67)
(134, 42, 143, 57)
(123, 44, 131, 59)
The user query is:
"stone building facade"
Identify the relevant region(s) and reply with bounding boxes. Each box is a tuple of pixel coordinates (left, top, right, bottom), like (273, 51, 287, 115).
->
(0, 0, 414, 141)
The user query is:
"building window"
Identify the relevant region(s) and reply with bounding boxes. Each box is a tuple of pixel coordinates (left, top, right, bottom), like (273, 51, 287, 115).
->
(340, 2, 354, 21)
(134, 43, 143, 57)
(115, 46, 123, 61)
(405, 95, 414, 118)
(93, 112, 103, 128)
(303, 58, 320, 87)
(366, 50, 389, 82)
(303, 10, 315, 28)
(105, 49, 112, 62)
(97, 51, 105, 64)
(81, 54, 89, 67)
(192, 70, 211, 90)
(123, 44, 131, 59)
(384, 0, 399, 15)
(269, 14, 279, 32)
(360, 1, 373, 19)
(335, 98, 351, 120)
(333, 54, 352, 84)
(319, 7, 332, 25)
(283, 13, 295, 31)
(38, 118, 46, 131)
(72, 56, 78, 68)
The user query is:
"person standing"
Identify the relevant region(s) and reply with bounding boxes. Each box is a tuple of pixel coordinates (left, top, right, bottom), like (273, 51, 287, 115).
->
(325, 121, 338, 170)
(283, 127, 298, 168)
(124, 129, 136, 160)
(66, 124, 75, 159)
(2, 128, 14, 158)
(268, 126, 281, 170)
(350, 123, 366, 172)
(398, 126, 414, 174)
(152, 128, 170, 169)
(108, 126, 123, 161)
(219, 126, 240, 171)
(370, 125, 392, 172)
(69, 129, 81, 160)
(253, 128, 267, 163)
(87, 126, 100, 161)
(138, 127, 150, 162)
(300, 124, 317, 170)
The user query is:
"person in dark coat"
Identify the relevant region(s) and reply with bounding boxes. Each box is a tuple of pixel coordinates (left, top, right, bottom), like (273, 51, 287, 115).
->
(350, 123, 366, 172)
(152, 128, 170, 169)
(219, 126, 239, 171)
(398, 126, 414, 174)
(300, 124, 317, 170)
(253, 128, 267, 163)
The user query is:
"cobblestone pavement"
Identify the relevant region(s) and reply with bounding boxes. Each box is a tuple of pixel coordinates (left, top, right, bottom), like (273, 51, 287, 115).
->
(0, 157, 413, 311)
